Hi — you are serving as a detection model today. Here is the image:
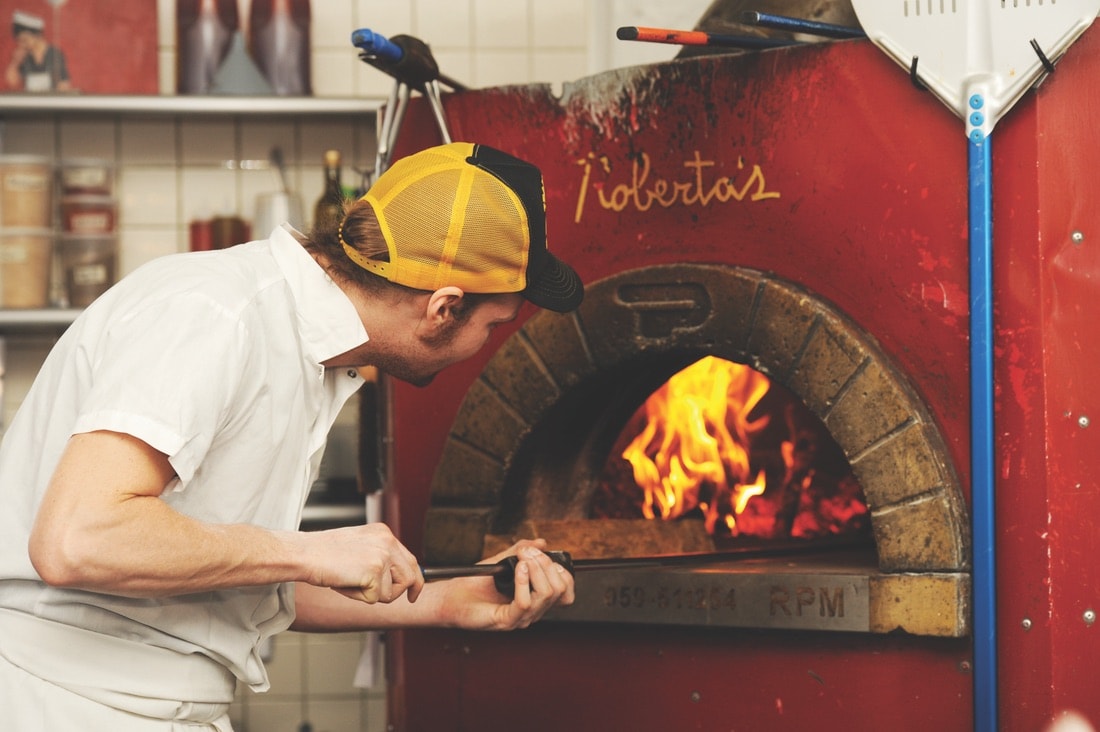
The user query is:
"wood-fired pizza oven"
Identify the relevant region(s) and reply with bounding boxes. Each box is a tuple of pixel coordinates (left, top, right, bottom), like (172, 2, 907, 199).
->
(372, 24, 1100, 732)
(423, 263, 969, 636)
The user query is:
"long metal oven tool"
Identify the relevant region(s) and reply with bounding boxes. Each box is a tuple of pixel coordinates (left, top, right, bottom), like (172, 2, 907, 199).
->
(422, 539, 868, 599)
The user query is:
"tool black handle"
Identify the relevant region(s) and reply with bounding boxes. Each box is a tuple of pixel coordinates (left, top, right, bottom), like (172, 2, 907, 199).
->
(493, 550, 574, 599)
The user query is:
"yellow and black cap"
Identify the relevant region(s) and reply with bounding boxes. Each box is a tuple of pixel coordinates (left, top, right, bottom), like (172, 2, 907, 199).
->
(341, 142, 583, 312)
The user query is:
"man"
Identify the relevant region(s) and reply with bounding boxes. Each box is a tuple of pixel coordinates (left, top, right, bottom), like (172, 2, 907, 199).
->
(4, 10, 71, 92)
(0, 142, 582, 730)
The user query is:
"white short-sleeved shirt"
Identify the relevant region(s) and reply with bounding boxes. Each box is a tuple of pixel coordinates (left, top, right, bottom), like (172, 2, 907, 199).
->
(0, 225, 367, 691)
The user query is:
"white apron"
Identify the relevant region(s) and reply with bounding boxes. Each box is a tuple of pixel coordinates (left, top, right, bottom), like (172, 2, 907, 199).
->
(0, 608, 236, 731)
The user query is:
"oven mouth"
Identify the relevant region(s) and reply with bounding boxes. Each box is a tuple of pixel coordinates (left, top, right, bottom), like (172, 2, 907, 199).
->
(424, 263, 971, 636)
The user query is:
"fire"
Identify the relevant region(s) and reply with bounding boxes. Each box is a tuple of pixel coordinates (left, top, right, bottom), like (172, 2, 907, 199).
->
(621, 356, 772, 535)
(618, 356, 869, 539)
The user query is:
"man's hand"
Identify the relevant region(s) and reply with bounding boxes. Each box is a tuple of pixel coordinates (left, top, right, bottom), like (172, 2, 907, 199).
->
(300, 523, 424, 604)
(290, 539, 575, 632)
(434, 539, 576, 631)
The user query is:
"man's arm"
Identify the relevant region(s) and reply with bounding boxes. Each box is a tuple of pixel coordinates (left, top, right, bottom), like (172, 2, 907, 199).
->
(292, 540, 575, 633)
(5, 46, 26, 89)
(28, 430, 423, 603)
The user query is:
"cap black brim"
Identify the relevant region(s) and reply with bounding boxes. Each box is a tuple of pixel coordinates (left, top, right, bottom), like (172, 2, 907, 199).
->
(522, 253, 584, 313)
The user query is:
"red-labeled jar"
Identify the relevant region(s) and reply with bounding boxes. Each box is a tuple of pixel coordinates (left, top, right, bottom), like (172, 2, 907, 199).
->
(60, 195, 117, 234)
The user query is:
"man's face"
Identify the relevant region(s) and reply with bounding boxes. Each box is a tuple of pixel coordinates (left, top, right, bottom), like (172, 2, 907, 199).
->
(372, 293, 524, 387)
(14, 30, 35, 50)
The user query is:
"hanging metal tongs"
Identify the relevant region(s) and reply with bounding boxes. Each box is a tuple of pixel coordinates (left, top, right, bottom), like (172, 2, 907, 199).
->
(351, 28, 464, 181)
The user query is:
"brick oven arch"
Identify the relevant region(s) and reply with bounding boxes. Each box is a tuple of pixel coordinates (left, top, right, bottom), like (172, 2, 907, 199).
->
(425, 264, 970, 596)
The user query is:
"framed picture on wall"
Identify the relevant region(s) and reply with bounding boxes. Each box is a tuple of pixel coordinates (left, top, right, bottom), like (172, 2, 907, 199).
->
(0, 1, 157, 95)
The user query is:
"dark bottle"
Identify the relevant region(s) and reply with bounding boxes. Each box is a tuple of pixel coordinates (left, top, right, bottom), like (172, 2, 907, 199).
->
(313, 149, 344, 232)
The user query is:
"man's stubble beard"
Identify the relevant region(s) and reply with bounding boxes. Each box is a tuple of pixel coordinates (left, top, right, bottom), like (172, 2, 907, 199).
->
(369, 349, 438, 387)
(367, 320, 460, 387)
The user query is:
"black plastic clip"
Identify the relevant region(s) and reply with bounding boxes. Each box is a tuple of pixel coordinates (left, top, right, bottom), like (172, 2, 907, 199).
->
(1030, 38, 1056, 75)
(909, 56, 927, 91)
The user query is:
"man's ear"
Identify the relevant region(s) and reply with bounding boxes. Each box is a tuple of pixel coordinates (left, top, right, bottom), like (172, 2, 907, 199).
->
(424, 286, 466, 327)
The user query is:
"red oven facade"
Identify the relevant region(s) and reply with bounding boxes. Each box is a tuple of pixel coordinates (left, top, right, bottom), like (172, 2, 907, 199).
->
(376, 29, 1100, 732)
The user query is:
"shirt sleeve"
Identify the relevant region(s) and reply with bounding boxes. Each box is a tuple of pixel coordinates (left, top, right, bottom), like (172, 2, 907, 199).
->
(52, 47, 70, 83)
(71, 292, 251, 486)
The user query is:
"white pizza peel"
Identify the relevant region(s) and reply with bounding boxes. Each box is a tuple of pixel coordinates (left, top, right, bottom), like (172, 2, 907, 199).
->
(848, 3, 1100, 731)
(854, 2, 1098, 139)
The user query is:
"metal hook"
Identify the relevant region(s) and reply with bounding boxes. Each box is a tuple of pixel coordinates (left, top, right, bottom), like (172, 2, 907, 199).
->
(1029, 38, 1056, 75)
(909, 56, 927, 91)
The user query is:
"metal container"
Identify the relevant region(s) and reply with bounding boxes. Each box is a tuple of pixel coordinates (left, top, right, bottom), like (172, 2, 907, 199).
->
(58, 158, 115, 197)
(57, 234, 117, 308)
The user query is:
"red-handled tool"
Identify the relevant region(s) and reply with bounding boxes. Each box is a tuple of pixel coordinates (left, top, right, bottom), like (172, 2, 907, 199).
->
(616, 25, 796, 51)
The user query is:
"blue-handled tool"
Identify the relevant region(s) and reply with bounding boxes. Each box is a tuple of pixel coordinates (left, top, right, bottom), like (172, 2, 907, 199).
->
(350, 27, 465, 93)
(351, 28, 404, 64)
(740, 11, 864, 40)
(351, 27, 461, 178)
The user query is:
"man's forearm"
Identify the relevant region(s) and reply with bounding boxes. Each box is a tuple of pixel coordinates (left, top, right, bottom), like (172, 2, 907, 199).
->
(28, 431, 420, 601)
(31, 490, 309, 597)
(291, 581, 453, 632)
(290, 544, 575, 634)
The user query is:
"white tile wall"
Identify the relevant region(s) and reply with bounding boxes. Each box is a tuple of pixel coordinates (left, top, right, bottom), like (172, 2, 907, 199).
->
(0, 1, 712, 729)
(234, 631, 383, 732)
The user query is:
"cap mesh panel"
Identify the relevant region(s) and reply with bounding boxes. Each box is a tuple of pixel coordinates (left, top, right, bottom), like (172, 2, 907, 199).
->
(365, 142, 532, 293)
(456, 174, 527, 290)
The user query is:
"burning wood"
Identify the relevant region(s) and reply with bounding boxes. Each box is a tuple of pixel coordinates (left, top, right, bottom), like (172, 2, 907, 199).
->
(594, 357, 870, 543)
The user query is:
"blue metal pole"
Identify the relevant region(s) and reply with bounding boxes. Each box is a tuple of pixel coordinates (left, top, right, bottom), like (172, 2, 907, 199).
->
(740, 11, 866, 39)
(968, 116, 997, 732)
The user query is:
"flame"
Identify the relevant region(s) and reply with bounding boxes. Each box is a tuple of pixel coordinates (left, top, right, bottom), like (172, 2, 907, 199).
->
(621, 356, 772, 535)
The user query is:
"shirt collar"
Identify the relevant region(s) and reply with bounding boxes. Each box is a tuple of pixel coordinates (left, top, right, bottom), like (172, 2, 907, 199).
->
(268, 224, 369, 364)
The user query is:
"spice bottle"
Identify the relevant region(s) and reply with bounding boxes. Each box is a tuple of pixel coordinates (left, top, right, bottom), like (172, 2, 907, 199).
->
(313, 149, 344, 232)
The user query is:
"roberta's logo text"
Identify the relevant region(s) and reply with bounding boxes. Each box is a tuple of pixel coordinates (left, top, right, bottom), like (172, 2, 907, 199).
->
(574, 150, 780, 223)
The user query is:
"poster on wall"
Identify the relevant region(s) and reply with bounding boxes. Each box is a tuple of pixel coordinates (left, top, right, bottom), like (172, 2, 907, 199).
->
(0, 1, 157, 95)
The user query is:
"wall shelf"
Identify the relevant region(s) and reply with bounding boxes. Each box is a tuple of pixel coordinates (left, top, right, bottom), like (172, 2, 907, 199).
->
(0, 308, 80, 332)
(0, 95, 382, 330)
(0, 94, 383, 118)
(301, 503, 367, 528)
